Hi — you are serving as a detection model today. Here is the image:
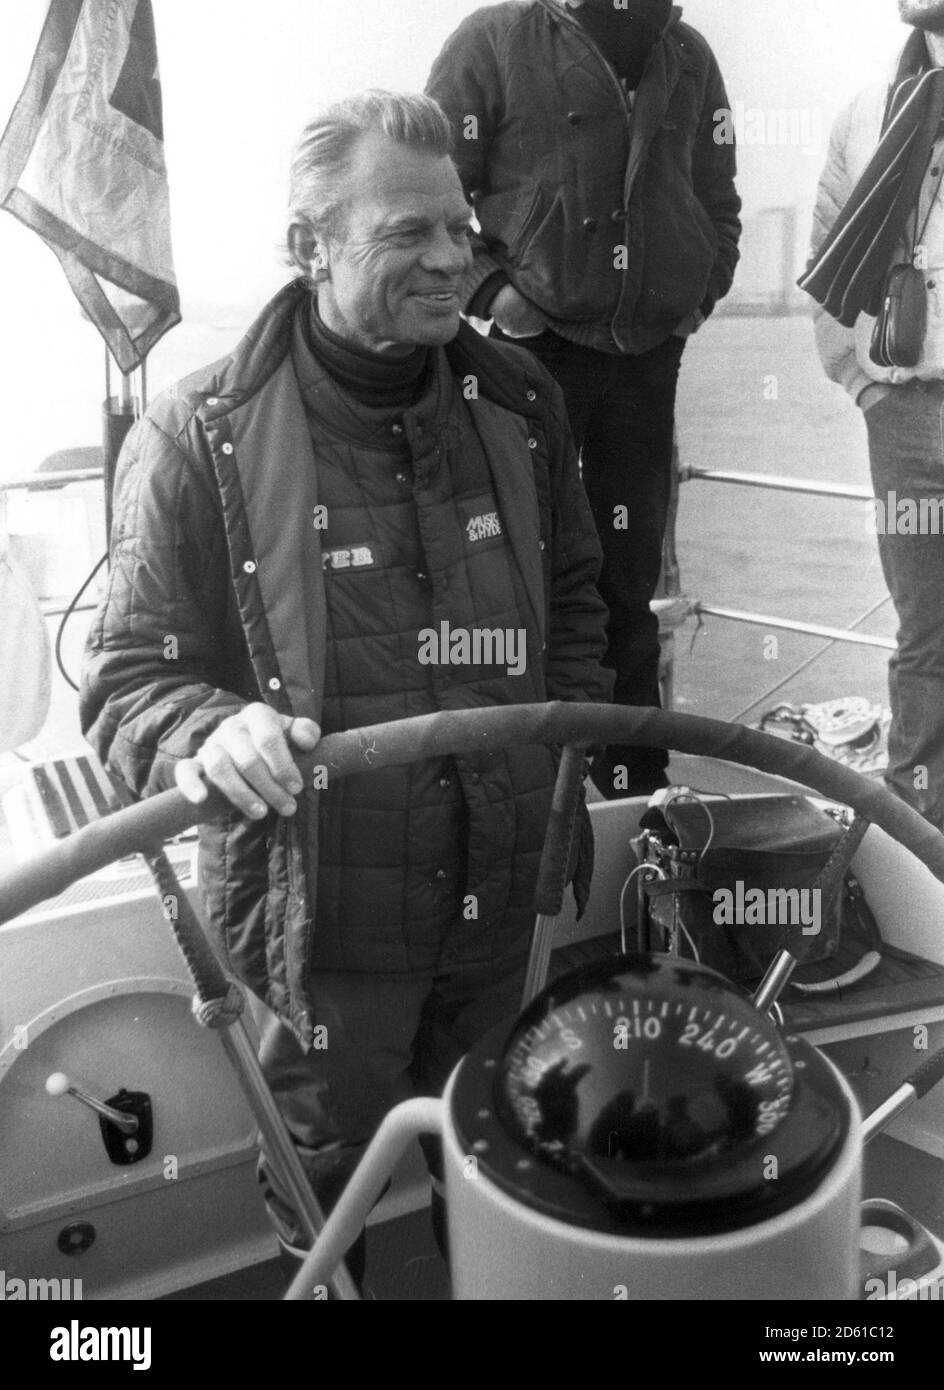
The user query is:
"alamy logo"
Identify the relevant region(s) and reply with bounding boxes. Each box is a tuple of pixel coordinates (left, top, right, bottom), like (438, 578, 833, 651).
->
(868, 492, 944, 537)
(863, 1270, 944, 1300)
(50, 1323, 151, 1367)
(713, 102, 822, 154)
(713, 882, 822, 936)
(0, 1270, 82, 1300)
(417, 621, 527, 676)
(465, 511, 502, 543)
(49, 1320, 151, 1370)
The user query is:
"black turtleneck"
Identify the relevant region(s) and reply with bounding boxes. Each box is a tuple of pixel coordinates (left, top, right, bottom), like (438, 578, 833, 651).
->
(571, 0, 670, 91)
(305, 299, 432, 408)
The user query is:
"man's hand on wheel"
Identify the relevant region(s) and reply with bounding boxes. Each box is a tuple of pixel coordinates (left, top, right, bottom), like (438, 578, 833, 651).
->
(175, 704, 321, 819)
(489, 284, 548, 339)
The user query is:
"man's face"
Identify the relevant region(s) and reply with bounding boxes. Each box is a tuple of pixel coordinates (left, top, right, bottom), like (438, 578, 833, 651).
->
(315, 131, 473, 356)
(900, 0, 944, 32)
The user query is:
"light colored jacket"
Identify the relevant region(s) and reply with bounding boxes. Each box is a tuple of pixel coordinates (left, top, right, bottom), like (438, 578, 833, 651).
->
(811, 72, 944, 402)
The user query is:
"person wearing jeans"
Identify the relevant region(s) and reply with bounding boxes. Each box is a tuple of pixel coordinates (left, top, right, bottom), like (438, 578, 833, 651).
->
(864, 382, 944, 826)
(806, 6, 944, 830)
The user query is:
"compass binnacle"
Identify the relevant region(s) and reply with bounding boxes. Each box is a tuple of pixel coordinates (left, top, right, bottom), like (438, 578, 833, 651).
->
(499, 955, 795, 1169)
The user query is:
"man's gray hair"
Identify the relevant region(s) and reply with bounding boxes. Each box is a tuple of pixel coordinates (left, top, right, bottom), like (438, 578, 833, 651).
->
(287, 90, 454, 247)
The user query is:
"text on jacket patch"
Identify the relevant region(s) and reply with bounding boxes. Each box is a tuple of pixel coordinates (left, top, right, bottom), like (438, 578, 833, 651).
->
(322, 545, 375, 572)
(465, 511, 502, 543)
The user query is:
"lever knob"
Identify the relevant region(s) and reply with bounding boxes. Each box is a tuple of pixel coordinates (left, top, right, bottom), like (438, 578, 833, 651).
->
(45, 1072, 139, 1136)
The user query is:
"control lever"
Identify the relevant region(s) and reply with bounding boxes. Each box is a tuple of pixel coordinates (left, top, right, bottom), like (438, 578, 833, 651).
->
(752, 949, 797, 1019)
(862, 1045, 944, 1144)
(46, 1072, 138, 1133)
(45, 1073, 152, 1164)
(751, 963, 944, 1144)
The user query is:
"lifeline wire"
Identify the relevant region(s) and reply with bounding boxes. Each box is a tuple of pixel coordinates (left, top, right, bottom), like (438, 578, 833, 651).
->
(729, 594, 893, 725)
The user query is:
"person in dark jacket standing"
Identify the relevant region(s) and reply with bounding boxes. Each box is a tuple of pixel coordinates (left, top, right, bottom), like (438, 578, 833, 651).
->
(427, 0, 741, 797)
(80, 91, 612, 1287)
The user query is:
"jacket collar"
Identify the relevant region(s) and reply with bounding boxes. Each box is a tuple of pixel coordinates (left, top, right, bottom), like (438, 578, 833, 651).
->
(289, 295, 455, 452)
(209, 279, 546, 428)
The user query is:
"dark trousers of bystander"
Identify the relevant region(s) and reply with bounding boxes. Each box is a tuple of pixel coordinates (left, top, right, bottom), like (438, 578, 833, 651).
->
(492, 325, 686, 795)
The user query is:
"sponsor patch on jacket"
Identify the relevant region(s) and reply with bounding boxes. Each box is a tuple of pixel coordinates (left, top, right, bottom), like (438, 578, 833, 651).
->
(461, 497, 504, 548)
(322, 544, 377, 573)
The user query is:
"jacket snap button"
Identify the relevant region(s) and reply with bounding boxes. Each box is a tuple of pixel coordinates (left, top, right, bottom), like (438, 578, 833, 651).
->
(528, 437, 538, 449)
(567, 111, 580, 124)
(416, 571, 428, 582)
(392, 423, 403, 435)
(526, 390, 537, 402)
(206, 396, 220, 406)
(611, 209, 626, 222)
(396, 472, 408, 484)
(583, 217, 597, 233)
(243, 560, 257, 574)
(221, 442, 234, 455)
(435, 869, 447, 881)
(268, 677, 282, 691)
(439, 776, 451, 789)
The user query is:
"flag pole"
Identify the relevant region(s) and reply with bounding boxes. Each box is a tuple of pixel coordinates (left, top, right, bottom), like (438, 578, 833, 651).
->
(102, 349, 140, 548)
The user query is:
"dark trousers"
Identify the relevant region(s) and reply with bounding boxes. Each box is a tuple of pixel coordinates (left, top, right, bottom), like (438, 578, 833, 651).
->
(248, 953, 529, 1256)
(493, 326, 686, 792)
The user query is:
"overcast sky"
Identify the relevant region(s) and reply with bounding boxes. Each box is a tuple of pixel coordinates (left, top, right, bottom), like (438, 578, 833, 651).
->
(0, 0, 914, 472)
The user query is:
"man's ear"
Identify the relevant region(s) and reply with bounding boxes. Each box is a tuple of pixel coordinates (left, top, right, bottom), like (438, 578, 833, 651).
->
(288, 220, 326, 277)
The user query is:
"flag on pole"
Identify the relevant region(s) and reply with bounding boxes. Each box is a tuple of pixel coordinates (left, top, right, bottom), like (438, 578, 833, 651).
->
(0, 0, 180, 373)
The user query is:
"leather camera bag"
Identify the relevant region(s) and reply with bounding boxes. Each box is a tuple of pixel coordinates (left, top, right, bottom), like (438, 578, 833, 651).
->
(870, 262, 928, 368)
(635, 795, 880, 991)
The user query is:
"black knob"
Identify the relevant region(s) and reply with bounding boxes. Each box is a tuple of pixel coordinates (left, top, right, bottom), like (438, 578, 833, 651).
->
(58, 1222, 96, 1256)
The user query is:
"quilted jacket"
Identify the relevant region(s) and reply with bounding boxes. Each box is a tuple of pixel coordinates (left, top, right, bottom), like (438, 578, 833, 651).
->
(426, 0, 741, 353)
(80, 281, 613, 1047)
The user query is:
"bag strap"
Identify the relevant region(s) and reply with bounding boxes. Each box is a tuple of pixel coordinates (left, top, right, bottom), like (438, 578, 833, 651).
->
(791, 873, 883, 997)
(812, 814, 870, 901)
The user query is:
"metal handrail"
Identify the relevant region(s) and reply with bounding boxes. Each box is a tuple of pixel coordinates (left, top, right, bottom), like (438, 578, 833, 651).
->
(3, 459, 892, 673)
(680, 465, 874, 503)
(41, 601, 98, 619)
(692, 604, 896, 652)
(665, 464, 893, 666)
(0, 469, 103, 492)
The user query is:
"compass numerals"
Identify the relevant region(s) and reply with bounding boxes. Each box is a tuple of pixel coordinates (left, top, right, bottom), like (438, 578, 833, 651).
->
(614, 1014, 663, 1045)
(745, 1059, 781, 1087)
(678, 1019, 740, 1060)
(756, 1097, 789, 1138)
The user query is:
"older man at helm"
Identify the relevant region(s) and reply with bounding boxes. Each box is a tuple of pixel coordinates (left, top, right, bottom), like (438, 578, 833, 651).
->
(81, 90, 613, 1288)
